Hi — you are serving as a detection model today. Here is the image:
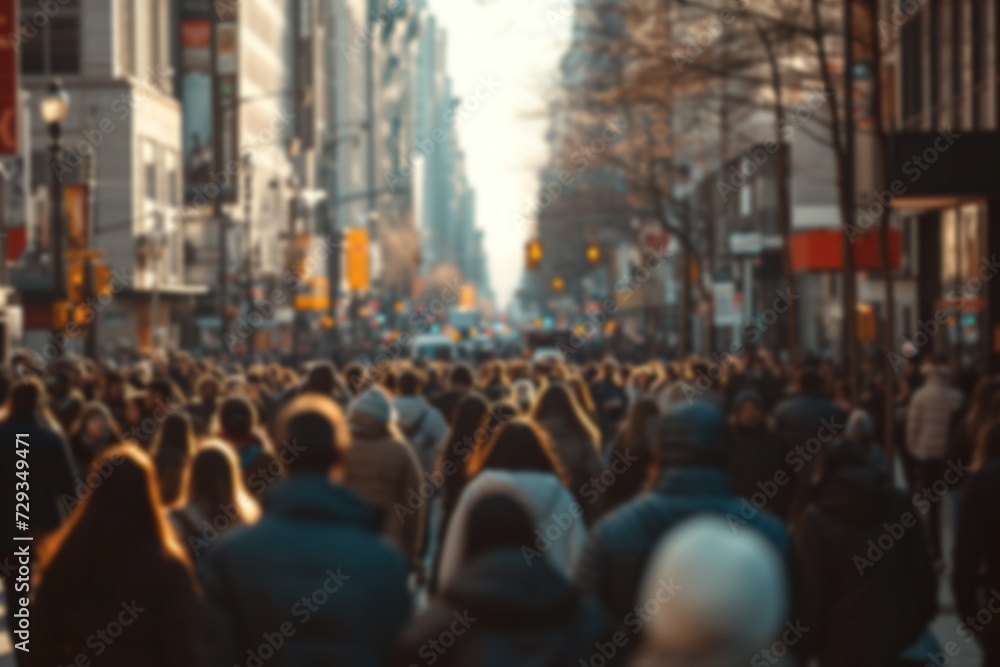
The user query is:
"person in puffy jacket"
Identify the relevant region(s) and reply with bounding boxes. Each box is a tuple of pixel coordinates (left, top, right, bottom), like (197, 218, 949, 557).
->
(394, 369, 449, 476)
(393, 492, 609, 667)
(574, 402, 789, 663)
(795, 440, 937, 667)
(906, 357, 964, 563)
(200, 394, 411, 667)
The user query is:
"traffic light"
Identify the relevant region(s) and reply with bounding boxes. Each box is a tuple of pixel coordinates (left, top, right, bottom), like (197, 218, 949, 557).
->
(67, 260, 85, 304)
(345, 228, 371, 291)
(526, 239, 543, 270)
(551, 276, 565, 292)
(586, 242, 601, 266)
(95, 263, 112, 298)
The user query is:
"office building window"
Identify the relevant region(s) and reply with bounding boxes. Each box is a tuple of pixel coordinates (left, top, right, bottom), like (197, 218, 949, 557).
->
(20, 0, 81, 75)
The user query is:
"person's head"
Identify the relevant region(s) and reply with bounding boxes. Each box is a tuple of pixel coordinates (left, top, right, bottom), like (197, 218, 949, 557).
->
(511, 378, 536, 414)
(796, 367, 825, 396)
(303, 360, 337, 395)
(398, 369, 424, 397)
(651, 402, 729, 472)
(276, 394, 350, 476)
(39, 445, 185, 582)
(185, 440, 258, 523)
(219, 396, 255, 439)
(638, 517, 787, 667)
(146, 377, 173, 408)
(469, 418, 568, 485)
(46, 371, 70, 400)
(463, 493, 536, 564)
(155, 412, 195, 458)
(8, 378, 44, 417)
(196, 374, 220, 404)
(448, 363, 474, 391)
(75, 402, 119, 442)
(533, 382, 599, 445)
(845, 409, 875, 447)
(347, 387, 394, 437)
(733, 391, 764, 430)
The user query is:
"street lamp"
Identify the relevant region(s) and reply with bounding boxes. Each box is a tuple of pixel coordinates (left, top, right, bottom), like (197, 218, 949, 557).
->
(41, 80, 70, 303)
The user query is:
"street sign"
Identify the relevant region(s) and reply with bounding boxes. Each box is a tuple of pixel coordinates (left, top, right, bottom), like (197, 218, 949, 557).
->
(729, 231, 763, 256)
(0, 0, 17, 156)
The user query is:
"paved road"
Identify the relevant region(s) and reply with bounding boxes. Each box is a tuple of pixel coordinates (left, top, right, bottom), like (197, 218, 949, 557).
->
(0, 495, 984, 666)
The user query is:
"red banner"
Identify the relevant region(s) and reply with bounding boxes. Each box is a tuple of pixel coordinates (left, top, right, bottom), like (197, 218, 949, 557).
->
(0, 0, 17, 155)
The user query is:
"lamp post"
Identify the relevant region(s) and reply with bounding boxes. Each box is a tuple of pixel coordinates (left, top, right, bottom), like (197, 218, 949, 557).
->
(40, 80, 70, 305)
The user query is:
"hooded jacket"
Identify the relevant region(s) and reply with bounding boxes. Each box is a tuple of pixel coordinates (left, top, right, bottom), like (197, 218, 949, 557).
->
(200, 475, 412, 667)
(395, 395, 449, 475)
(392, 549, 609, 667)
(795, 458, 936, 666)
(437, 470, 587, 589)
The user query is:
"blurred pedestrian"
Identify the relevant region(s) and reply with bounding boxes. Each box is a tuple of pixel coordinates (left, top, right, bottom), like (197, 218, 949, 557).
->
(953, 421, 1000, 666)
(603, 397, 658, 513)
(631, 516, 789, 667)
(169, 441, 259, 562)
(395, 369, 449, 475)
(33, 445, 203, 667)
(152, 412, 197, 507)
(575, 402, 789, 658)
(795, 440, 937, 667)
(534, 382, 606, 523)
(907, 356, 965, 565)
(68, 401, 122, 475)
(393, 493, 609, 667)
(344, 387, 427, 571)
(200, 394, 412, 665)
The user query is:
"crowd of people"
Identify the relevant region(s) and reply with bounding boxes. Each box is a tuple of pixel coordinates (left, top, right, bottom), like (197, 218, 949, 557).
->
(0, 346, 997, 666)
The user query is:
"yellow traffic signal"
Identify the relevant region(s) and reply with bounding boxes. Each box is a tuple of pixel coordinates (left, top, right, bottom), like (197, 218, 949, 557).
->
(586, 242, 600, 266)
(95, 263, 112, 298)
(394, 300, 405, 313)
(345, 228, 370, 291)
(526, 239, 543, 270)
(551, 276, 565, 292)
(67, 260, 85, 304)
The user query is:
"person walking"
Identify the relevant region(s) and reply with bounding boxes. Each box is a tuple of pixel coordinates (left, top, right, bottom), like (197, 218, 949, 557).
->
(33, 445, 203, 667)
(575, 401, 789, 658)
(344, 387, 427, 571)
(394, 369, 449, 476)
(795, 439, 937, 667)
(907, 356, 965, 565)
(200, 394, 412, 666)
(392, 493, 609, 667)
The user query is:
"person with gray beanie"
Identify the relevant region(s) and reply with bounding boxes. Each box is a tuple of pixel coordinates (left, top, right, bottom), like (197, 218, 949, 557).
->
(575, 402, 789, 664)
(631, 516, 791, 667)
(344, 387, 427, 571)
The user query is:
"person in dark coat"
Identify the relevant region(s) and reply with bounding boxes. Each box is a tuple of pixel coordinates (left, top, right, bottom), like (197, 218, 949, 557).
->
(771, 367, 847, 521)
(33, 445, 203, 667)
(392, 493, 610, 667)
(795, 440, 937, 667)
(574, 401, 789, 661)
(429, 363, 474, 425)
(533, 382, 606, 524)
(953, 421, 1000, 666)
(0, 379, 79, 666)
(603, 397, 658, 513)
(200, 393, 411, 666)
(728, 390, 787, 516)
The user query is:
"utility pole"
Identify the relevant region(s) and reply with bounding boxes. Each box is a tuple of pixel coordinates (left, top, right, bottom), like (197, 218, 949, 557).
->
(842, 0, 859, 403)
(83, 145, 98, 358)
(212, 8, 229, 353)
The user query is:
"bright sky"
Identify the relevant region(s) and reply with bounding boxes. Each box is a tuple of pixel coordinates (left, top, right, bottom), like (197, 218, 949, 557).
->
(427, 0, 571, 310)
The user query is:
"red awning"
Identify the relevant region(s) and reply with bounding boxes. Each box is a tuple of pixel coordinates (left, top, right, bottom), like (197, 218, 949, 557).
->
(790, 228, 901, 272)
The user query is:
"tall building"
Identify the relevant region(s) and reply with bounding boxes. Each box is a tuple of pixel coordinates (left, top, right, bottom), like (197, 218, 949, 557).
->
(12, 0, 205, 354)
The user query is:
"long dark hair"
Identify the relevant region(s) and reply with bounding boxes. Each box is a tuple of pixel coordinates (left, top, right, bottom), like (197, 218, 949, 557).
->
(436, 393, 491, 512)
(469, 418, 569, 486)
(38, 446, 188, 590)
(185, 441, 259, 523)
(533, 382, 600, 446)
